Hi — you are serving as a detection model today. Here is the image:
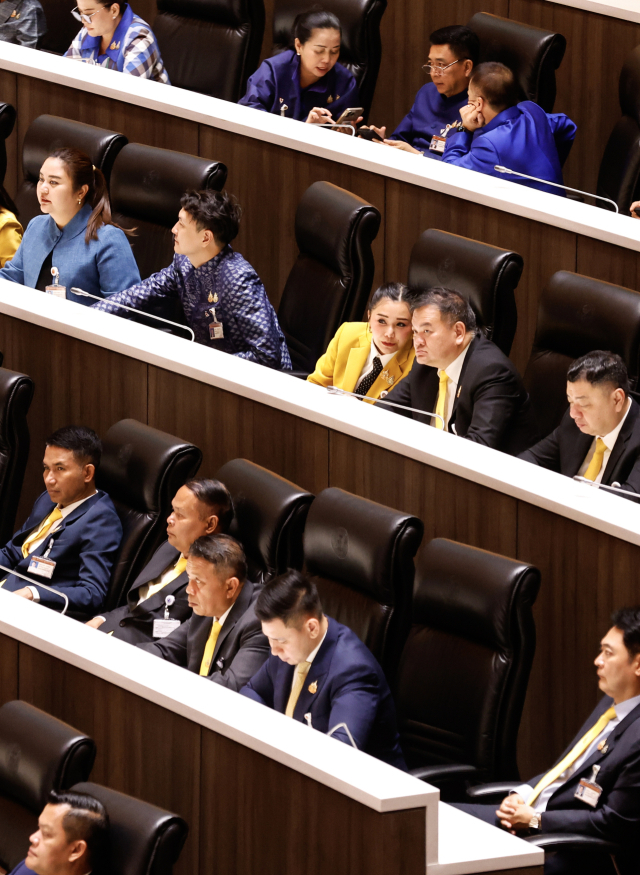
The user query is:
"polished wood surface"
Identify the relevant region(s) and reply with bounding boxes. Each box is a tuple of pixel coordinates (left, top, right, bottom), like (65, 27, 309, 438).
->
(0, 634, 17, 706)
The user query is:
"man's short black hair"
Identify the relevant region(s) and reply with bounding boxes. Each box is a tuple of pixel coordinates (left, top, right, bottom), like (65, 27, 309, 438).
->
(188, 532, 247, 582)
(255, 570, 323, 627)
(184, 478, 234, 532)
(45, 426, 102, 469)
(611, 606, 640, 658)
(567, 351, 630, 397)
(407, 287, 477, 331)
(470, 61, 522, 111)
(429, 25, 480, 66)
(180, 190, 241, 246)
(48, 790, 109, 870)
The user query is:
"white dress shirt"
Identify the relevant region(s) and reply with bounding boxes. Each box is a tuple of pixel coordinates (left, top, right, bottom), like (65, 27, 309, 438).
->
(577, 398, 633, 484)
(437, 341, 471, 431)
(289, 624, 329, 694)
(355, 341, 396, 387)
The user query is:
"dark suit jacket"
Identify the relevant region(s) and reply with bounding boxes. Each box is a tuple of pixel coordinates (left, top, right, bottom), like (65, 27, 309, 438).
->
(532, 696, 640, 844)
(98, 541, 191, 644)
(138, 582, 269, 691)
(385, 333, 539, 455)
(0, 490, 122, 614)
(519, 402, 640, 499)
(241, 617, 406, 769)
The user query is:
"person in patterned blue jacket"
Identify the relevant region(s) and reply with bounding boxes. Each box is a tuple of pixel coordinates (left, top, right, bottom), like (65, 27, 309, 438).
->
(92, 190, 292, 371)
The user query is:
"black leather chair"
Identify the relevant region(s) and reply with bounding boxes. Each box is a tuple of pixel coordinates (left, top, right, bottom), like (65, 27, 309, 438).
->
(14, 115, 128, 228)
(0, 103, 16, 186)
(109, 142, 227, 282)
(215, 458, 314, 584)
(302, 487, 423, 676)
(467, 12, 567, 113)
(270, 0, 387, 119)
(0, 369, 34, 546)
(72, 781, 188, 875)
(523, 270, 640, 439)
(96, 419, 202, 613)
(0, 701, 96, 872)
(596, 45, 640, 213)
(154, 0, 265, 102)
(395, 538, 540, 800)
(408, 229, 523, 357)
(277, 181, 381, 376)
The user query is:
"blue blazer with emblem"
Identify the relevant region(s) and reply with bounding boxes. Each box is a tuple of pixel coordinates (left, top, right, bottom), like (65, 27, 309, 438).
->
(241, 616, 406, 769)
(0, 490, 123, 615)
(239, 49, 359, 123)
(0, 203, 141, 305)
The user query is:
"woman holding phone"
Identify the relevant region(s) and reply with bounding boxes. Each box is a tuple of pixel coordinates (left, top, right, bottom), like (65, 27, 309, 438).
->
(239, 10, 360, 125)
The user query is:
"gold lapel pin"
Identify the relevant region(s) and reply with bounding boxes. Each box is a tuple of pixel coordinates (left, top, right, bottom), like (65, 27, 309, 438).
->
(327, 96, 334, 104)
(308, 680, 318, 694)
(457, 385, 462, 398)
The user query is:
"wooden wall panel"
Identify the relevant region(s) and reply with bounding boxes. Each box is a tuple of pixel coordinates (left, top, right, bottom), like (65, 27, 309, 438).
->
(384, 181, 577, 375)
(0, 633, 18, 705)
(198, 126, 386, 311)
(576, 236, 640, 293)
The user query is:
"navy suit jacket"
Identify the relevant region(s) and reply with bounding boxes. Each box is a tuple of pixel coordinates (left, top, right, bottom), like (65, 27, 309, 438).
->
(241, 617, 406, 769)
(8, 861, 28, 875)
(0, 490, 122, 614)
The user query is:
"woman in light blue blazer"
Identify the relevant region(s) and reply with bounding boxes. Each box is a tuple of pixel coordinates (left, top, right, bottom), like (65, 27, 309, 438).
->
(0, 146, 140, 305)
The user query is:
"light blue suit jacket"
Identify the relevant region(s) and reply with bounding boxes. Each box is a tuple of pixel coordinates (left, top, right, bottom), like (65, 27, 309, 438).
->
(0, 203, 140, 305)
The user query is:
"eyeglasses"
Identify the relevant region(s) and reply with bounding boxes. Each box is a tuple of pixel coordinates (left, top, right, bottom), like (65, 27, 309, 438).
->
(422, 59, 467, 75)
(71, 6, 102, 24)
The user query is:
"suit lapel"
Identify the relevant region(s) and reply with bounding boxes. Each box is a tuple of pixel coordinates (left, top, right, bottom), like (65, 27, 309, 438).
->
(568, 700, 640, 781)
(131, 570, 188, 617)
(602, 401, 638, 483)
(127, 542, 181, 610)
(449, 335, 477, 429)
(210, 583, 254, 665)
(293, 620, 338, 720)
(368, 344, 415, 397)
(28, 492, 103, 557)
(343, 340, 371, 392)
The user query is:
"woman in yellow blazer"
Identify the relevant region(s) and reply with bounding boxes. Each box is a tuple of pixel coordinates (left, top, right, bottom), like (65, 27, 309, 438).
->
(308, 282, 415, 402)
(0, 185, 22, 267)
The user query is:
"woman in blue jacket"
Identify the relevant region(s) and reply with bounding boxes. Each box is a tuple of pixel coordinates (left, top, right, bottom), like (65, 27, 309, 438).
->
(0, 146, 140, 305)
(239, 10, 359, 125)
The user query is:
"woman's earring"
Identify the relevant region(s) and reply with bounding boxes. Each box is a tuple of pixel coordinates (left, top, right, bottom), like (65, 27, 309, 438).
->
(78, 198, 82, 204)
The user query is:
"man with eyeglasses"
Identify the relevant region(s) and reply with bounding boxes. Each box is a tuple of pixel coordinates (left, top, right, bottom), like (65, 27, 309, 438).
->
(360, 25, 479, 158)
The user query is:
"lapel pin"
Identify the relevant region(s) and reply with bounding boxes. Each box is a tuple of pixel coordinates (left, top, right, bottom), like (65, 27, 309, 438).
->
(308, 680, 318, 694)
(327, 96, 334, 104)
(457, 385, 462, 398)
(597, 741, 609, 753)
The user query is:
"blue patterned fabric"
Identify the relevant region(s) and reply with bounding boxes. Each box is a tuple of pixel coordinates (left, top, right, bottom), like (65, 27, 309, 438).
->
(390, 82, 469, 159)
(93, 247, 292, 371)
(0, 0, 46, 48)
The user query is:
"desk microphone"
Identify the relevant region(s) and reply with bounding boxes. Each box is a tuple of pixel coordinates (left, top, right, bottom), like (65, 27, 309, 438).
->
(493, 166, 619, 212)
(573, 476, 640, 500)
(327, 722, 358, 749)
(326, 385, 445, 428)
(0, 562, 69, 614)
(70, 288, 196, 342)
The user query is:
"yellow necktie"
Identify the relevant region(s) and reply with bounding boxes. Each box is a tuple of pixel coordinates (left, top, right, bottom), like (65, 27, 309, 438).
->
(527, 706, 616, 805)
(434, 371, 449, 430)
(583, 438, 607, 482)
(199, 620, 222, 676)
(138, 555, 188, 604)
(285, 661, 311, 717)
(21, 507, 63, 558)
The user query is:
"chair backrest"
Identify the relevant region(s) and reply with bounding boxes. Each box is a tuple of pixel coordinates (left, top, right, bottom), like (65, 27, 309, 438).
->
(154, 0, 265, 101)
(408, 229, 523, 356)
(277, 181, 381, 374)
(0, 701, 96, 872)
(109, 142, 227, 281)
(395, 539, 540, 779)
(96, 419, 202, 611)
(215, 458, 314, 583)
(303, 487, 423, 675)
(0, 369, 34, 546)
(467, 12, 566, 113)
(523, 270, 640, 438)
(270, 0, 387, 118)
(38, 0, 81, 53)
(0, 103, 16, 186)
(15, 115, 128, 229)
(72, 782, 188, 875)
(597, 45, 640, 213)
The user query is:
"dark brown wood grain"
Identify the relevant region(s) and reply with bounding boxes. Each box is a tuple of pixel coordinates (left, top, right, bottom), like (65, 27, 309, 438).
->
(0, 69, 18, 198)
(576, 236, 640, 293)
(0, 633, 18, 705)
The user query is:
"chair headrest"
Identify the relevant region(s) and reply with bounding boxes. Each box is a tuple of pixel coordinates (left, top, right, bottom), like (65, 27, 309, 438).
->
(0, 702, 95, 811)
(303, 487, 423, 604)
(294, 181, 380, 276)
(71, 782, 188, 875)
(157, 0, 252, 27)
(413, 539, 540, 651)
(96, 419, 202, 514)
(619, 45, 640, 122)
(533, 271, 640, 382)
(109, 143, 227, 228)
(22, 115, 127, 183)
(0, 103, 16, 141)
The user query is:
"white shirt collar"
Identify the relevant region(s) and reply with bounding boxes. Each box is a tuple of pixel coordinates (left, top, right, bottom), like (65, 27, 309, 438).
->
(614, 692, 640, 721)
(305, 622, 329, 665)
(214, 603, 234, 627)
(600, 397, 633, 451)
(439, 337, 472, 386)
(367, 340, 396, 370)
(58, 491, 97, 518)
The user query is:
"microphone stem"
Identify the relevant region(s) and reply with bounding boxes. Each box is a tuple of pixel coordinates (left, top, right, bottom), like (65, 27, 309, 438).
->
(494, 166, 619, 212)
(0, 562, 69, 614)
(70, 288, 196, 342)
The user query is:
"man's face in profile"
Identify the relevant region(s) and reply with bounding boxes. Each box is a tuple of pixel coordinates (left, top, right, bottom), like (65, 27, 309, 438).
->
(26, 803, 80, 875)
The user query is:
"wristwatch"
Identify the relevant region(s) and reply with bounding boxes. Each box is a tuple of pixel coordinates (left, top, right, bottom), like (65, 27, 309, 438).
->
(529, 814, 541, 830)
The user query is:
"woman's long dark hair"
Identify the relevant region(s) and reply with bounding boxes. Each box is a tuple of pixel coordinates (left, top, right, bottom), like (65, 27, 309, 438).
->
(0, 184, 18, 218)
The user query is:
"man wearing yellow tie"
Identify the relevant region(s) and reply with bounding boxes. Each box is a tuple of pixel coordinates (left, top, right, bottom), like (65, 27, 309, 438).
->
(519, 351, 640, 499)
(138, 533, 269, 690)
(455, 607, 640, 873)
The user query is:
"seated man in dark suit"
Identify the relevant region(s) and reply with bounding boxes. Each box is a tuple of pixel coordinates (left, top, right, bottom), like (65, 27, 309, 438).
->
(87, 478, 233, 643)
(9, 788, 108, 875)
(454, 606, 640, 875)
(139, 533, 268, 690)
(385, 287, 538, 455)
(520, 351, 640, 499)
(0, 426, 122, 615)
(241, 570, 406, 769)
